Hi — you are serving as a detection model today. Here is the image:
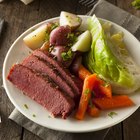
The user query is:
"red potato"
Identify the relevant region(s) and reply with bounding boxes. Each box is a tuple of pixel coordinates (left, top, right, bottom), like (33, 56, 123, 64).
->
(50, 25, 71, 46)
(60, 11, 82, 31)
(51, 46, 74, 68)
(51, 46, 68, 61)
(70, 56, 82, 75)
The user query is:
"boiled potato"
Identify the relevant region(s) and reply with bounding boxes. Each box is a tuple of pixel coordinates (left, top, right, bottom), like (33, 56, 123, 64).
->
(60, 11, 82, 31)
(71, 30, 91, 52)
(51, 46, 74, 68)
(23, 24, 50, 50)
(50, 25, 71, 46)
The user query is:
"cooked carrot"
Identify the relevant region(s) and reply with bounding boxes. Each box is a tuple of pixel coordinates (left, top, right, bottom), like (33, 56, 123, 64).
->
(75, 74, 97, 120)
(93, 95, 134, 110)
(99, 84, 112, 98)
(78, 65, 112, 97)
(93, 78, 112, 98)
(87, 105, 100, 117)
(78, 65, 91, 80)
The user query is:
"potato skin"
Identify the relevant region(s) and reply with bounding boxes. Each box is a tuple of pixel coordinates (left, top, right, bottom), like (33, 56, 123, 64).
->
(50, 25, 71, 46)
(51, 46, 74, 68)
(60, 11, 82, 31)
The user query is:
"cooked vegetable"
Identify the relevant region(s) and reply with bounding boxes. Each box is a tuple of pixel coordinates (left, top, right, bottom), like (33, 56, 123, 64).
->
(50, 25, 71, 46)
(84, 15, 140, 94)
(40, 41, 50, 51)
(70, 56, 82, 75)
(71, 30, 91, 52)
(50, 46, 73, 67)
(87, 104, 100, 117)
(75, 74, 97, 120)
(93, 78, 112, 98)
(99, 84, 112, 98)
(67, 33, 77, 47)
(93, 95, 134, 110)
(23, 24, 51, 50)
(60, 11, 82, 30)
(51, 46, 68, 61)
(61, 49, 73, 61)
(78, 65, 91, 80)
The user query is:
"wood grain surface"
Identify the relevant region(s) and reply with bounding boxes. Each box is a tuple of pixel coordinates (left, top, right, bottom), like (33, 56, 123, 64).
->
(0, 0, 140, 140)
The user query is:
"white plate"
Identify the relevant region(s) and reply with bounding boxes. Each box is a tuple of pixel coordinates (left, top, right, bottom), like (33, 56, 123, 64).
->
(3, 16, 140, 132)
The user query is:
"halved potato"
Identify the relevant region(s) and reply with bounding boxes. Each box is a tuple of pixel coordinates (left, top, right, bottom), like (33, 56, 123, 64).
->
(23, 24, 50, 50)
(71, 30, 91, 52)
(60, 11, 82, 31)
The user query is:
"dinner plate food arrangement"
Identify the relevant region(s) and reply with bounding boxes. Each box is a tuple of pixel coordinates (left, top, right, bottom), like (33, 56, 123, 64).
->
(3, 11, 140, 132)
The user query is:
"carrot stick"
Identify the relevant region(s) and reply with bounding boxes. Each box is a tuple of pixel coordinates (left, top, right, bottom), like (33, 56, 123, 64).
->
(75, 74, 97, 120)
(93, 78, 112, 98)
(87, 105, 100, 117)
(93, 95, 134, 110)
(78, 64, 112, 97)
(99, 84, 112, 98)
(78, 65, 91, 80)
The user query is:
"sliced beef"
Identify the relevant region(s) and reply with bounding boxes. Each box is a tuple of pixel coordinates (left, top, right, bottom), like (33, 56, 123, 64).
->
(7, 64, 75, 119)
(33, 49, 83, 97)
(22, 55, 76, 99)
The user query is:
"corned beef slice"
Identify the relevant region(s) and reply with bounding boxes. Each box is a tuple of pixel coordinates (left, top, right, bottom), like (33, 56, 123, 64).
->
(33, 49, 83, 96)
(7, 64, 75, 118)
(22, 55, 76, 99)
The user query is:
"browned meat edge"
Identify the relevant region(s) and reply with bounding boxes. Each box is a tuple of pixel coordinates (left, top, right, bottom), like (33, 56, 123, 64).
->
(33, 49, 83, 96)
(22, 54, 76, 99)
(7, 64, 75, 119)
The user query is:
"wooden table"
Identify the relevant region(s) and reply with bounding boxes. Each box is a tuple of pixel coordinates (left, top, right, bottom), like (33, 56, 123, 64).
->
(0, 0, 140, 139)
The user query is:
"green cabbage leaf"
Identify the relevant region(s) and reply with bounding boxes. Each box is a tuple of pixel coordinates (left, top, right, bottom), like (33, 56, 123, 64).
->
(84, 15, 140, 93)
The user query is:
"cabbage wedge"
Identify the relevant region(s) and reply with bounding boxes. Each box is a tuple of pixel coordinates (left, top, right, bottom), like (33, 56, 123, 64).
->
(84, 15, 140, 94)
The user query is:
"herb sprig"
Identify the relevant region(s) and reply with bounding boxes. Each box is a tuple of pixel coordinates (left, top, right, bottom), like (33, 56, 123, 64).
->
(108, 112, 117, 118)
(61, 49, 73, 61)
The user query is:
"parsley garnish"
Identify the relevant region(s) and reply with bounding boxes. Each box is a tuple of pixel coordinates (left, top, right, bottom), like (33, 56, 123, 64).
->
(108, 112, 117, 118)
(32, 114, 36, 117)
(51, 22, 59, 31)
(67, 33, 77, 45)
(84, 88, 91, 94)
(61, 49, 73, 61)
(49, 46, 54, 53)
(24, 104, 28, 109)
(132, 0, 140, 9)
(44, 32, 49, 42)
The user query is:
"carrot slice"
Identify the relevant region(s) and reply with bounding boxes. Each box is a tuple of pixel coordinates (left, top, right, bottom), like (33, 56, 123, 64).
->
(93, 95, 134, 110)
(78, 65, 91, 80)
(75, 74, 97, 120)
(87, 105, 100, 117)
